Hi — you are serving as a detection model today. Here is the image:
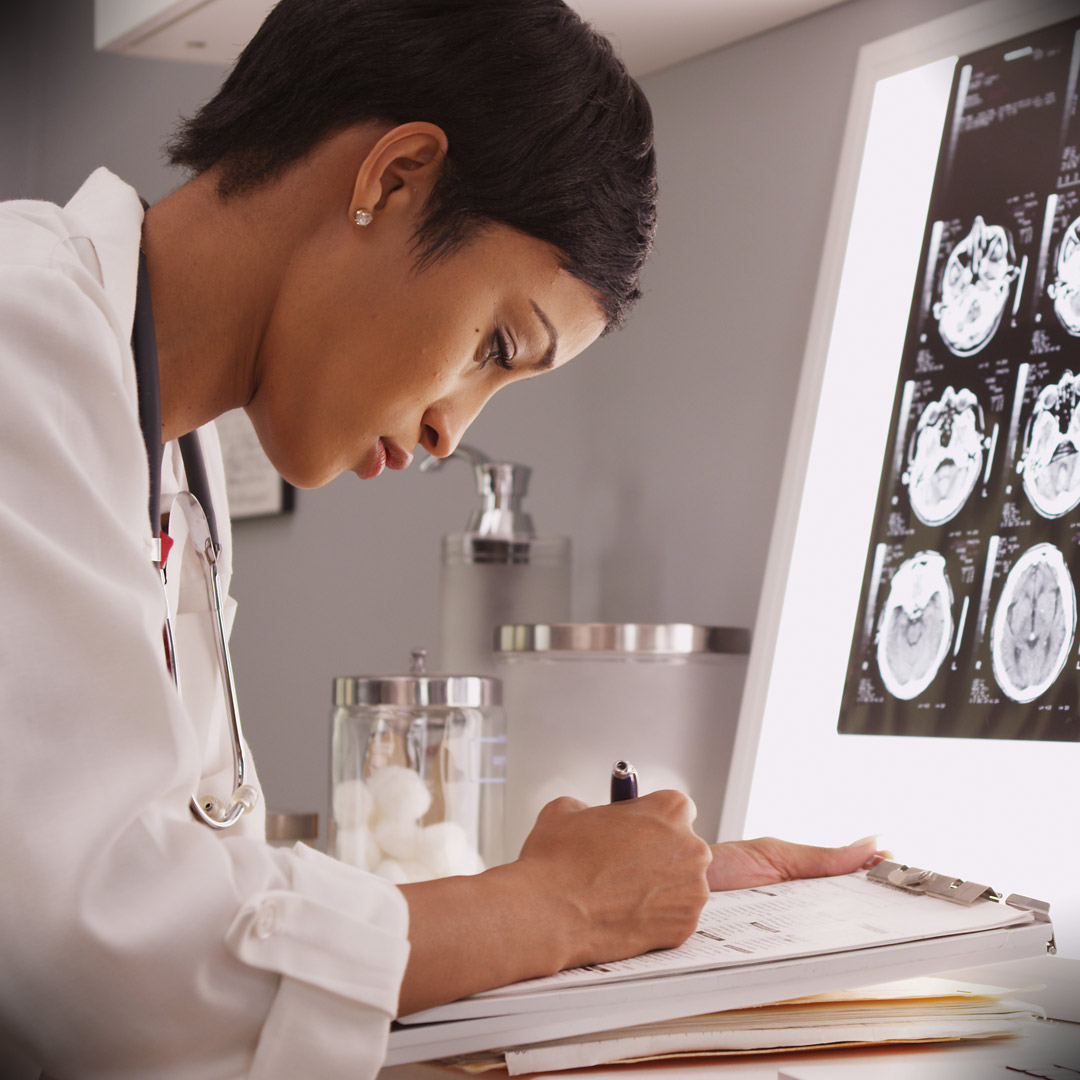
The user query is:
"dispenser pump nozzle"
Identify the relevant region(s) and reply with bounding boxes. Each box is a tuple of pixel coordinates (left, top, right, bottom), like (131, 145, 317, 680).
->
(420, 444, 535, 538)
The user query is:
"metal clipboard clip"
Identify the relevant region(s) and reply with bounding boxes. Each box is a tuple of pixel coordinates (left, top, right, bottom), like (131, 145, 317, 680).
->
(866, 860, 1055, 952)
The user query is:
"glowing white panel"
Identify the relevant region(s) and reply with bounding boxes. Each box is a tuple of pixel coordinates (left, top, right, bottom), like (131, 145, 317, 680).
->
(723, 0, 1080, 958)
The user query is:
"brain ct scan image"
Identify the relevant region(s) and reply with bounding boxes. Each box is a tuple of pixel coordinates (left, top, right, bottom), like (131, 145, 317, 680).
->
(904, 386, 985, 526)
(991, 543, 1076, 703)
(933, 216, 1020, 356)
(1018, 371, 1080, 518)
(1048, 215, 1080, 335)
(876, 551, 954, 700)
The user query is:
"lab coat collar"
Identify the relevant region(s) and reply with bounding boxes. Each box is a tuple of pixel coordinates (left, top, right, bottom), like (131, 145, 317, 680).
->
(64, 167, 144, 341)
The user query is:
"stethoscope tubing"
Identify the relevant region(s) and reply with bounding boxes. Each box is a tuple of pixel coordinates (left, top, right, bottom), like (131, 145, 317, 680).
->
(133, 240, 256, 830)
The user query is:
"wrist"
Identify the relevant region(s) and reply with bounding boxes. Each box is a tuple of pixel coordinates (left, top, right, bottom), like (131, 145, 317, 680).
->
(396, 857, 583, 1016)
(481, 857, 583, 977)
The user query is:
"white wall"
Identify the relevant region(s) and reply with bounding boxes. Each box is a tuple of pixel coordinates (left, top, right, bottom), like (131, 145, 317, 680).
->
(2, 0, 978, 827)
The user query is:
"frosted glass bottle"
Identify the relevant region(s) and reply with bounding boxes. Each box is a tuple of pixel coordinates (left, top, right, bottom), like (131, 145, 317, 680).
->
(422, 445, 572, 676)
(440, 534, 571, 676)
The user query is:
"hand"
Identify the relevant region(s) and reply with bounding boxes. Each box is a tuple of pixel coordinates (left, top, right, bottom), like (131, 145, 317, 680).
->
(518, 791, 713, 968)
(706, 835, 891, 892)
(396, 790, 712, 1016)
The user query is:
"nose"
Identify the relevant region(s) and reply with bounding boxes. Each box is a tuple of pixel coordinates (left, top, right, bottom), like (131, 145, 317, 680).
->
(419, 389, 497, 459)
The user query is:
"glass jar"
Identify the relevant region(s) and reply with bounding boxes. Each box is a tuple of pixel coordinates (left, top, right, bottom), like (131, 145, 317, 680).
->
(330, 650, 505, 882)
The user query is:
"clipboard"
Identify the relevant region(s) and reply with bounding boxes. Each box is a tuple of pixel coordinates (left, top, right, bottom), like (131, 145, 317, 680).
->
(385, 862, 1054, 1067)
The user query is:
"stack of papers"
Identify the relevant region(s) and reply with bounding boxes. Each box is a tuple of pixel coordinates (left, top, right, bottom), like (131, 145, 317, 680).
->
(442, 978, 1045, 1075)
(387, 869, 1054, 1067)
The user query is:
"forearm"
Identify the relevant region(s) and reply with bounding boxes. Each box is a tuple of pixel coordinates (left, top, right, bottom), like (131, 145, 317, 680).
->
(396, 860, 574, 1016)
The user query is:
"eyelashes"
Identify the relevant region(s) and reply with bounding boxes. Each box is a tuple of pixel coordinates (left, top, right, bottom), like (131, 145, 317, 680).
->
(481, 327, 516, 371)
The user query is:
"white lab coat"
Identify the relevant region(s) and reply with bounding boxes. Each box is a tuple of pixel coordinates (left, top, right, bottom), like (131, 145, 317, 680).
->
(0, 169, 410, 1079)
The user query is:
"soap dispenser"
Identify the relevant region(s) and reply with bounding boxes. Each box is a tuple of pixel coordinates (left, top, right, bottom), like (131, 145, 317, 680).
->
(421, 444, 571, 675)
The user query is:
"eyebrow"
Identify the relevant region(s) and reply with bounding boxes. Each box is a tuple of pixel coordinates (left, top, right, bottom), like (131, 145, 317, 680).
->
(530, 301, 559, 372)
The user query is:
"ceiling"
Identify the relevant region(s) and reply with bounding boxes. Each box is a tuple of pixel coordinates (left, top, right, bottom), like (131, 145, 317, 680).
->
(573, 0, 851, 76)
(101, 0, 853, 76)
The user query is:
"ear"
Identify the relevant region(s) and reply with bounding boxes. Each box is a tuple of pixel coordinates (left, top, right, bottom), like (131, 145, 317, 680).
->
(349, 122, 449, 223)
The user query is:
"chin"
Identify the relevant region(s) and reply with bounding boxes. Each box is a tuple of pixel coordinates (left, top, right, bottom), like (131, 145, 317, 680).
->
(243, 401, 347, 490)
(241, 409, 340, 490)
(273, 455, 341, 490)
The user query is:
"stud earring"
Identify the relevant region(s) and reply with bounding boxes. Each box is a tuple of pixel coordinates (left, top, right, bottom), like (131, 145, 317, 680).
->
(354, 209, 373, 227)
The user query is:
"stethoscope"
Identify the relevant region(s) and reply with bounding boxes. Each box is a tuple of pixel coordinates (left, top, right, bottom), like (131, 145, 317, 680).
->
(133, 244, 257, 830)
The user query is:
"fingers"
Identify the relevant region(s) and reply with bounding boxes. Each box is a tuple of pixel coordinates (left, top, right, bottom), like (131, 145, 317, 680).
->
(531, 789, 695, 824)
(632, 788, 699, 827)
(706, 835, 893, 892)
(536, 795, 589, 820)
(517, 786, 711, 966)
(761, 836, 878, 879)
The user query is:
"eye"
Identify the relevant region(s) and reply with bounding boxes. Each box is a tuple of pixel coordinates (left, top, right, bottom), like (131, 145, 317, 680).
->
(481, 328, 516, 371)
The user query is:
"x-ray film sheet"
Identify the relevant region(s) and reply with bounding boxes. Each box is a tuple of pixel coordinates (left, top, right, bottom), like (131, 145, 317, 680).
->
(839, 15, 1080, 741)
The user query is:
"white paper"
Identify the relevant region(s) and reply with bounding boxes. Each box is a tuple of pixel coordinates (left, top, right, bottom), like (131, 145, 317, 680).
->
(495, 977, 1045, 1075)
(503, 1016, 1036, 1075)
(478, 871, 1033, 999)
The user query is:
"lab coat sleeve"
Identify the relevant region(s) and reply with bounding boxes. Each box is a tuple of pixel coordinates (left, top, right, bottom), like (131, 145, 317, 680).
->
(0, 239, 409, 1078)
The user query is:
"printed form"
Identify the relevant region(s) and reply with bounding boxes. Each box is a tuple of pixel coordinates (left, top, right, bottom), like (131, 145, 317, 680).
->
(478, 871, 1034, 998)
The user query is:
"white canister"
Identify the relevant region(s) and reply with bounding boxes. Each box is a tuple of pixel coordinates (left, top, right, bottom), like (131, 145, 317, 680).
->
(495, 623, 750, 857)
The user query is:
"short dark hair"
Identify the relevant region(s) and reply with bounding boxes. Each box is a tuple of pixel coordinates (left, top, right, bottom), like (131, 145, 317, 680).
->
(165, 0, 656, 329)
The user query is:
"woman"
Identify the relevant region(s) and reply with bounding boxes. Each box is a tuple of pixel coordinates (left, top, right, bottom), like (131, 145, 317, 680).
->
(0, 1, 883, 1076)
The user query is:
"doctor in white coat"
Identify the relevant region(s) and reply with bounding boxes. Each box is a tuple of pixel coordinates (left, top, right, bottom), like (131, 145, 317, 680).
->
(0, 2, 886, 1077)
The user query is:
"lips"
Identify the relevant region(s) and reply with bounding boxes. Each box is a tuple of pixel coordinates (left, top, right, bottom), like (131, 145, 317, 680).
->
(382, 439, 413, 471)
(356, 439, 412, 480)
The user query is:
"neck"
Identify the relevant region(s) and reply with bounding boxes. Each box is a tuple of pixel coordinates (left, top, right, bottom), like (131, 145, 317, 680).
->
(141, 171, 285, 443)
(142, 126, 390, 445)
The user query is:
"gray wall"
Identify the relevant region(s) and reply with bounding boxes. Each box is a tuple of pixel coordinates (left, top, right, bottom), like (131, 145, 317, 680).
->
(3, 0, 977, 826)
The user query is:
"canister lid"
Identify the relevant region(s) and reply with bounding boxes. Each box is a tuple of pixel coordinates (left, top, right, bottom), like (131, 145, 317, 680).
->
(265, 811, 319, 842)
(333, 675, 501, 707)
(495, 623, 750, 656)
(333, 648, 502, 707)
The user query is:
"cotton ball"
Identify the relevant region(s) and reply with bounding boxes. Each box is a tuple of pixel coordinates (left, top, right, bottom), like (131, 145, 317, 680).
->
(416, 821, 479, 878)
(373, 818, 420, 861)
(376, 859, 434, 884)
(334, 826, 379, 872)
(374, 859, 411, 884)
(368, 765, 431, 823)
(398, 860, 435, 883)
(333, 778, 375, 829)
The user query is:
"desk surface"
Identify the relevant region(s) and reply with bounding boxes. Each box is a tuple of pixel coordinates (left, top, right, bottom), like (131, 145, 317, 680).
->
(380, 956, 1080, 1080)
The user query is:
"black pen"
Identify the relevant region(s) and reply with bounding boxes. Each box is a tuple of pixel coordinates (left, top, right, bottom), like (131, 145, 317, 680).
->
(610, 759, 638, 802)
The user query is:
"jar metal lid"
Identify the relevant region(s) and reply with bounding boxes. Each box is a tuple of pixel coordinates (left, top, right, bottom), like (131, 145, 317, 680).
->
(495, 623, 750, 656)
(333, 674, 502, 707)
(265, 811, 319, 842)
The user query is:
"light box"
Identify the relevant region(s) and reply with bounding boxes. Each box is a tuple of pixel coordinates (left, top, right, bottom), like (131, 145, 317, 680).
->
(721, 0, 1080, 958)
